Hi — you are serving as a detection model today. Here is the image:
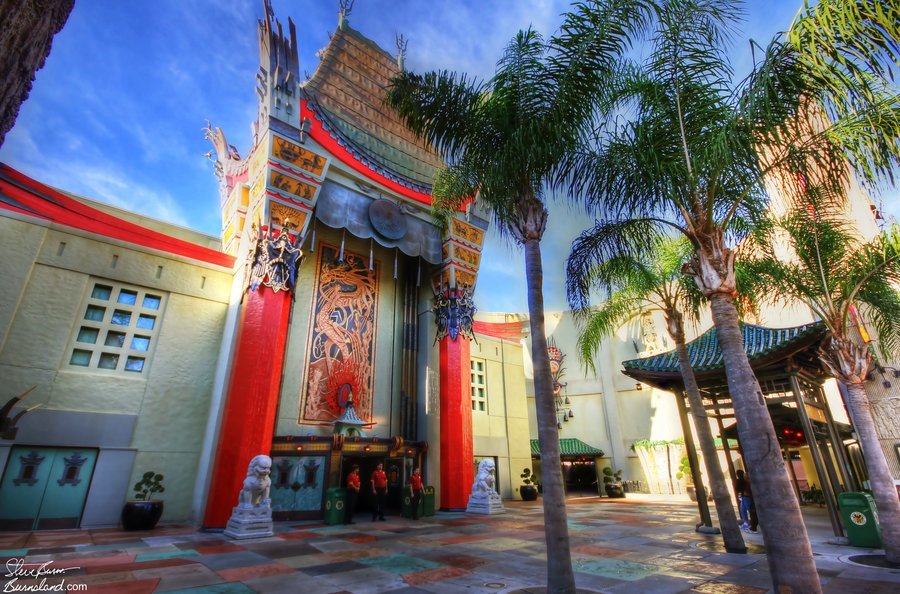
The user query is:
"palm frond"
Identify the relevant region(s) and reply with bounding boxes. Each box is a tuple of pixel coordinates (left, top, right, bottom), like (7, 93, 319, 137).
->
(576, 290, 649, 374)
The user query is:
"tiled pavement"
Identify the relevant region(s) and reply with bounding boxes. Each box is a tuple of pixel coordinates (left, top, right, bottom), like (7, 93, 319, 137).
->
(2, 496, 898, 593)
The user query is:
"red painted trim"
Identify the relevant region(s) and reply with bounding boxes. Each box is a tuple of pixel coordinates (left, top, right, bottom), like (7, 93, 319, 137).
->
(301, 100, 433, 206)
(0, 164, 234, 268)
(438, 336, 474, 509)
(203, 287, 293, 527)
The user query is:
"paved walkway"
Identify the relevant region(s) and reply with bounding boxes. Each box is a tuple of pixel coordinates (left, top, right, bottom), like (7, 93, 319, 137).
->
(1, 496, 898, 593)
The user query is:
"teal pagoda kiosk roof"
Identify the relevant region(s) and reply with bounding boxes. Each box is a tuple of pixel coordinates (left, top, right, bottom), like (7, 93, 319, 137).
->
(622, 322, 827, 390)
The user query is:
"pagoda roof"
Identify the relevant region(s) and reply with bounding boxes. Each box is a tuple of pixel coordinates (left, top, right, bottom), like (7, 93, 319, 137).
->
(303, 23, 443, 193)
(622, 322, 827, 390)
(531, 438, 604, 458)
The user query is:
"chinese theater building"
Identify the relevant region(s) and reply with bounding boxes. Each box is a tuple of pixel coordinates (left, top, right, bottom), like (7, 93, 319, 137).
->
(199, 2, 492, 526)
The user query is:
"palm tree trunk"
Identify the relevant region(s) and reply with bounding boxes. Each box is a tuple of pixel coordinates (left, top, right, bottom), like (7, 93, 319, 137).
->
(671, 322, 746, 553)
(841, 378, 900, 563)
(708, 292, 822, 592)
(523, 236, 575, 593)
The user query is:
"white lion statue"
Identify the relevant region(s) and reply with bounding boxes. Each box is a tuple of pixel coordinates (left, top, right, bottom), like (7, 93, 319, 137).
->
(471, 458, 501, 500)
(238, 454, 272, 509)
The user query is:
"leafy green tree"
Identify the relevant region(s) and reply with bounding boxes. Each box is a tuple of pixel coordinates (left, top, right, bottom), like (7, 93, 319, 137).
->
(559, 0, 899, 590)
(745, 207, 900, 562)
(386, 5, 656, 590)
(568, 234, 746, 552)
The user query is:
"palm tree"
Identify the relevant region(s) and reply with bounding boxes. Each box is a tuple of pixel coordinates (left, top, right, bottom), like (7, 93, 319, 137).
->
(559, 0, 899, 590)
(745, 207, 900, 563)
(386, 5, 656, 591)
(568, 233, 747, 552)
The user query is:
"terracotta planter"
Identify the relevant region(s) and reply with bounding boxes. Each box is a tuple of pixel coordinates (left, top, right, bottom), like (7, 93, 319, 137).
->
(121, 500, 164, 530)
(686, 486, 698, 501)
(520, 485, 539, 501)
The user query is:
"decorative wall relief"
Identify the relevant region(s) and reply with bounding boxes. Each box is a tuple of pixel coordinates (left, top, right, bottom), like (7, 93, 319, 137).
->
(300, 244, 379, 423)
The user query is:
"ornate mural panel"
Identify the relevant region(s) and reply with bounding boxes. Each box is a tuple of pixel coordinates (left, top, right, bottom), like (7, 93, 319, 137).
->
(272, 136, 328, 177)
(301, 244, 379, 424)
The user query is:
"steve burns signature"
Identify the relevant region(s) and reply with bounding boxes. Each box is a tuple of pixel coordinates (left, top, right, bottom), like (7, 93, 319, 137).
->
(3, 559, 85, 592)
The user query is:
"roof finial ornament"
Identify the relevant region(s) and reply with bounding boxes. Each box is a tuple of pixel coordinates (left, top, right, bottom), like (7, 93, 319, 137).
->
(338, 0, 354, 30)
(395, 33, 408, 71)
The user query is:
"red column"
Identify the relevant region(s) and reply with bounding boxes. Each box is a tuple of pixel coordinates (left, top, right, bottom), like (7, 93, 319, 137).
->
(203, 287, 292, 527)
(439, 335, 474, 510)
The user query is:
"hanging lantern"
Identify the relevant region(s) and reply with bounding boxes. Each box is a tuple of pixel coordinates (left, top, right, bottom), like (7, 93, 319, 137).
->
(568, 409, 574, 418)
(564, 396, 570, 405)
(557, 421, 563, 429)
(563, 414, 569, 422)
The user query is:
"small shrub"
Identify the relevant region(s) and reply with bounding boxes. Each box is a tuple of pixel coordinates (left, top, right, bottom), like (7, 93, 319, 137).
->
(520, 468, 534, 485)
(133, 471, 165, 501)
(602, 466, 623, 484)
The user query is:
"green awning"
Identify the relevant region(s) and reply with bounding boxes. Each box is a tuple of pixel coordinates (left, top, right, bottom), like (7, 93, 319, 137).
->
(622, 322, 825, 384)
(531, 438, 604, 458)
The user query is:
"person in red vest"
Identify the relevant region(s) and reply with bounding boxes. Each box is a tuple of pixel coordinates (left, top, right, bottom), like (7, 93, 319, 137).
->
(371, 462, 387, 521)
(344, 464, 360, 525)
(409, 467, 423, 520)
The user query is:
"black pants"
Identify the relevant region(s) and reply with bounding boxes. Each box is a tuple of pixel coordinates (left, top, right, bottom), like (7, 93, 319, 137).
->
(372, 487, 386, 519)
(411, 490, 422, 520)
(344, 489, 358, 524)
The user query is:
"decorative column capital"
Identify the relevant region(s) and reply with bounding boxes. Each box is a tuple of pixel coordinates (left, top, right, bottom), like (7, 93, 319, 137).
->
(433, 287, 476, 342)
(247, 224, 304, 294)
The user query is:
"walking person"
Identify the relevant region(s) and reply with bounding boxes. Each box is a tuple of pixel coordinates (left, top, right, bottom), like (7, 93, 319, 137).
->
(371, 462, 387, 521)
(344, 464, 360, 525)
(409, 467, 423, 520)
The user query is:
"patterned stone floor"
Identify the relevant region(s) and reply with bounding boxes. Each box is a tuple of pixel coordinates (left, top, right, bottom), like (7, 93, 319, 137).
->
(1, 495, 898, 593)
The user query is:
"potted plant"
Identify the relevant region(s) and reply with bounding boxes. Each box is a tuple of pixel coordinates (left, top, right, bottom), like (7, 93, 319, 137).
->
(121, 471, 165, 530)
(520, 468, 539, 501)
(602, 466, 625, 498)
(675, 456, 697, 501)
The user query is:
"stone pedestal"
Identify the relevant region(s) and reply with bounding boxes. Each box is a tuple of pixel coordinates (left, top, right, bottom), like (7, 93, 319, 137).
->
(224, 504, 274, 539)
(466, 495, 505, 515)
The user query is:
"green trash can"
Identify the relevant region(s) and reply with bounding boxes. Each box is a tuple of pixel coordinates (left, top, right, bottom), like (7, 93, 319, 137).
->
(401, 491, 424, 518)
(423, 486, 435, 517)
(839, 492, 882, 548)
(324, 487, 346, 525)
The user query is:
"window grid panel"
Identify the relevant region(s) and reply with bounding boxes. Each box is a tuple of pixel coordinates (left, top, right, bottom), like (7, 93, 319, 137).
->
(66, 279, 166, 374)
(470, 358, 487, 414)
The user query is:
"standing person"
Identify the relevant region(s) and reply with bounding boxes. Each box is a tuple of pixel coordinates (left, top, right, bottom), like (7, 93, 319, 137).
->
(738, 469, 759, 534)
(371, 462, 387, 521)
(409, 467, 423, 520)
(735, 469, 749, 528)
(344, 464, 360, 525)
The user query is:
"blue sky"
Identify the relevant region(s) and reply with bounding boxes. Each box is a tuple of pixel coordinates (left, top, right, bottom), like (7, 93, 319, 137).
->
(1, 0, 895, 313)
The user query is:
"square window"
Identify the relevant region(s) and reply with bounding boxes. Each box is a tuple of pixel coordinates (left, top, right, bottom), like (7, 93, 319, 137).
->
(125, 357, 145, 372)
(76, 327, 99, 344)
(131, 335, 151, 351)
(142, 295, 161, 310)
(70, 349, 91, 366)
(91, 285, 112, 300)
(111, 310, 132, 326)
(85, 305, 105, 321)
(117, 289, 137, 305)
(136, 315, 156, 330)
(104, 331, 126, 347)
(98, 353, 119, 369)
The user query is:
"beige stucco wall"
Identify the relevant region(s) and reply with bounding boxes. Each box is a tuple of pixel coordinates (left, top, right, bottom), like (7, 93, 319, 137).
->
(470, 334, 532, 500)
(0, 212, 231, 522)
